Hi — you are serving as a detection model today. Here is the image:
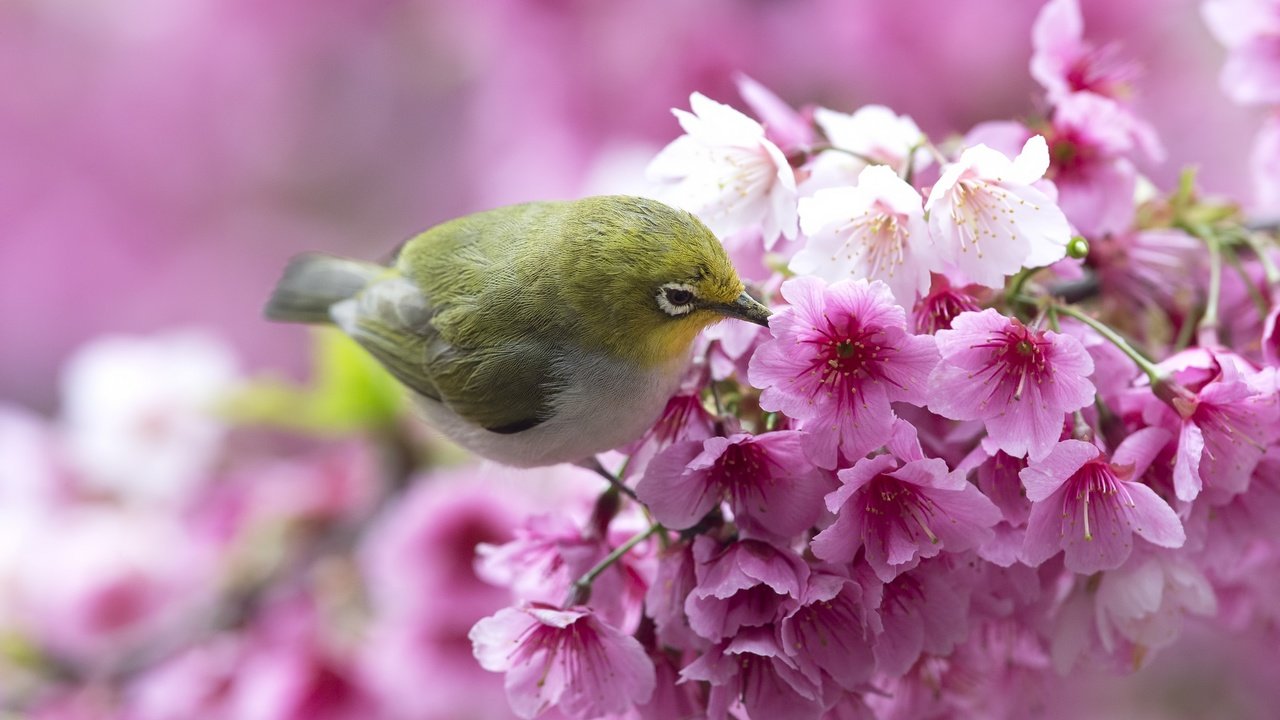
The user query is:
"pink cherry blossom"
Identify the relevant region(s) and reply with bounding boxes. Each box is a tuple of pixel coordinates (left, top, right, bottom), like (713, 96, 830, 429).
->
(793, 164, 935, 307)
(779, 570, 881, 691)
(928, 309, 1096, 461)
(972, 449, 1032, 526)
(356, 470, 521, 720)
(1196, 448, 1280, 564)
(680, 626, 824, 720)
(127, 596, 377, 720)
(1092, 227, 1204, 322)
(872, 618, 1050, 720)
(1031, 0, 1141, 102)
(636, 430, 832, 540)
(7, 505, 215, 668)
(810, 453, 1001, 582)
(476, 513, 652, 632)
(1020, 428, 1185, 574)
(1043, 92, 1162, 237)
(684, 536, 808, 642)
(648, 92, 798, 248)
(470, 604, 655, 720)
(967, 448, 1034, 567)
(748, 276, 939, 469)
(911, 276, 982, 334)
(1094, 551, 1217, 656)
(1147, 350, 1280, 502)
(1202, 0, 1280, 105)
(874, 558, 975, 677)
(636, 649, 706, 720)
(620, 392, 717, 483)
(644, 542, 703, 652)
(925, 136, 1074, 288)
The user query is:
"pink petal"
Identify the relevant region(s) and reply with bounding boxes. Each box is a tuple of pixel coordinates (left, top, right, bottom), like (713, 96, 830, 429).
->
(1020, 440, 1097, 501)
(873, 599, 926, 677)
(1060, 490, 1134, 574)
(1125, 484, 1185, 549)
(736, 73, 812, 151)
(557, 623, 656, 719)
(983, 379, 1067, 460)
(799, 421, 842, 471)
(737, 464, 830, 541)
(833, 381, 897, 464)
(827, 454, 899, 512)
(921, 484, 1001, 552)
(1110, 426, 1173, 478)
(927, 362, 1004, 421)
(469, 608, 535, 673)
(1021, 490, 1069, 567)
(979, 522, 1026, 567)
(781, 585, 876, 691)
(1173, 421, 1205, 502)
(878, 332, 940, 406)
(635, 440, 717, 530)
(809, 509, 864, 566)
(737, 541, 807, 598)
(504, 648, 562, 719)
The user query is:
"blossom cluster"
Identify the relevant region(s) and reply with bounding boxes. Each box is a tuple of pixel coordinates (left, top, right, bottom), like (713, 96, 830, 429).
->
(467, 1, 1280, 718)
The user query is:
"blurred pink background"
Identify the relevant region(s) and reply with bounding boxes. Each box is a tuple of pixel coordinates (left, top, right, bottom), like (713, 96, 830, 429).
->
(0, 0, 1262, 413)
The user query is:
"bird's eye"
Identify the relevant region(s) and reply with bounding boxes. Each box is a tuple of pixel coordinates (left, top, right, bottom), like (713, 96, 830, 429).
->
(664, 287, 694, 306)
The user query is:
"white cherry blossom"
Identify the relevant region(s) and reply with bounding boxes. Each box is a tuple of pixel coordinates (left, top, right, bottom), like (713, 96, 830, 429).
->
(925, 135, 1073, 288)
(61, 330, 239, 506)
(792, 164, 935, 307)
(647, 92, 798, 247)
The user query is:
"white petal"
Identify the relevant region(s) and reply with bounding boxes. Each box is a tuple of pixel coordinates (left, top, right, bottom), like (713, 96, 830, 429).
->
(1009, 135, 1051, 185)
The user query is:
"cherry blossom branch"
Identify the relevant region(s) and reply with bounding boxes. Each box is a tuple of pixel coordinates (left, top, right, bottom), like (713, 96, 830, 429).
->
(577, 457, 638, 500)
(1052, 303, 1165, 386)
(1241, 230, 1280, 291)
(1198, 232, 1223, 347)
(567, 523, 663, 605)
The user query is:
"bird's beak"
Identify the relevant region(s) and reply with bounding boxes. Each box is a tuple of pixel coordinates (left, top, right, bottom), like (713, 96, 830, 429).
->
(717, 291, 772, 327)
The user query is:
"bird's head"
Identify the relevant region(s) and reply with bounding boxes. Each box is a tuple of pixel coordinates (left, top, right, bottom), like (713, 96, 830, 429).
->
(559, 196, 771, 366)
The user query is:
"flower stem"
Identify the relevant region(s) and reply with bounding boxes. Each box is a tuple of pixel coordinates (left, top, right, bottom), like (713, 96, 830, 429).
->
(567, 524, 663, 606)
(576, 457, 637, 500)
(1199, 232, 1222, 347)
(1242, 230, 1280, 291)
(1052, 303, 1165, 385)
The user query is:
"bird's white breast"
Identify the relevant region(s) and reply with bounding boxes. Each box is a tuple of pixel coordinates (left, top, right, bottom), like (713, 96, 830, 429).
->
(411, 349, 690, 468)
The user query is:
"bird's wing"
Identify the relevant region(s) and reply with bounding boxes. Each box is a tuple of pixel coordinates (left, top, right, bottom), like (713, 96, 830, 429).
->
(330, 274, 559, 434)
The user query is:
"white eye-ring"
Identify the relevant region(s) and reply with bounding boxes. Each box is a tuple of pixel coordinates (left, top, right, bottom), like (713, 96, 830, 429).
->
(657, 282, 698, 316)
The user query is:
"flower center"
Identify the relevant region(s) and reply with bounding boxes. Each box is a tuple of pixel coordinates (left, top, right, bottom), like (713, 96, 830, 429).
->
(915, 287, 979, 334)
(970, 320, 1052, 401)
(1068, 460, 1127, 542)
(711, 441, 770, 494)
(836, 206, 909, 278)
(862, 475, 939, 544)
(949, 178, 1037, 258)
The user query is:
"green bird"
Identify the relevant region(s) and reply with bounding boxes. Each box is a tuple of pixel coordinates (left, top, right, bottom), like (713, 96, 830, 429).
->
(264, 195, 772, 467)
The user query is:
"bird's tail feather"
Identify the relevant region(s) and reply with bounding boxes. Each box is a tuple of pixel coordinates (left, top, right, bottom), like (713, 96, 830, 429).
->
(263, 252, 384, 324)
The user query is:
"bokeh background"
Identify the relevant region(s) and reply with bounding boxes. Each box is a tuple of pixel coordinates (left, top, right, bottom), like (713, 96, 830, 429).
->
(3, 0, 1278, 718)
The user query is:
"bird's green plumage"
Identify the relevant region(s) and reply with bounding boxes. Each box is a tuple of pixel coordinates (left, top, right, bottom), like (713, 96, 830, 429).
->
(270, 195, 754, 443)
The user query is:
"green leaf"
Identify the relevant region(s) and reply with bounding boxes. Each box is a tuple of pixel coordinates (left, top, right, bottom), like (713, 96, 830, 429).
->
(223, 328, 404, 434)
